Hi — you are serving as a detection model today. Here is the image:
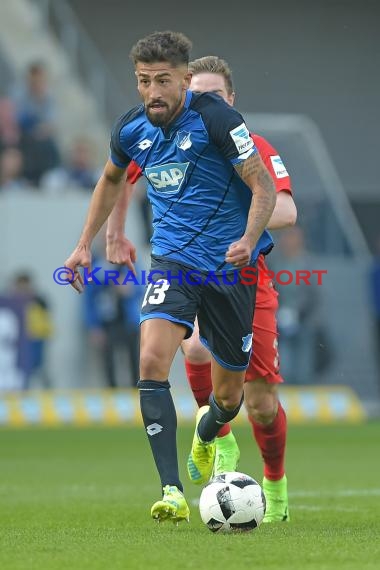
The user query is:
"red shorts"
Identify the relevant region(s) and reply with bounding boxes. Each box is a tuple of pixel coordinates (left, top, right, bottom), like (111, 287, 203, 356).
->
(245, 265, 283, 384)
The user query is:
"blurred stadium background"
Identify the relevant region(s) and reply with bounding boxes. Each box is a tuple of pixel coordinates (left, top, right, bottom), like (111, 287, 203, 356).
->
(0, 0, 380, 424)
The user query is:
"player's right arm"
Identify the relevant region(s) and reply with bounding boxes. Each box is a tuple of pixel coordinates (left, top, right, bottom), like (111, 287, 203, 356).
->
(106, 179, 137, 273)
(65, 110, 141, 291)
(106, 160, 143, 272)
(64, 159, 127, 292)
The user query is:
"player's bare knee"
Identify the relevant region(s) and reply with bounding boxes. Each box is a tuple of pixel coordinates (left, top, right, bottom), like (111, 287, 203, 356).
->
(140, 349, 170, 379)
(215, 393, 243, 412)
(182, 340, 210, 364)
(245, 393, 278, 424)
(249, 406, 277, 425)
(246, 399, 278, 424)
(244, 380, 278, 423)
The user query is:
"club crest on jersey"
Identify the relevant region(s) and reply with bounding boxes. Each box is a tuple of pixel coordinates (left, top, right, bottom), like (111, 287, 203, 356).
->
(229, 122, 254, 155)
(175, 131, 192, 150)
(145, 162, 189, 193)
(241, 333, 253, 353)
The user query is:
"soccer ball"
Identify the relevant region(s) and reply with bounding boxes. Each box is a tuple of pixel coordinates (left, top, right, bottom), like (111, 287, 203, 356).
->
(199, 471, 266, 533)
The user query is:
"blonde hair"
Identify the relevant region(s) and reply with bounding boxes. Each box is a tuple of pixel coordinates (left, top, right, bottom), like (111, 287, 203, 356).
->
(188, 56, 234, 95)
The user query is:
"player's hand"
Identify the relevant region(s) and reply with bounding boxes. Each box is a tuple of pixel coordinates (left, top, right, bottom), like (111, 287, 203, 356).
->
(106, 235, 137, 276)
(225, 235, 253, 268)
(64, 244, 92, 293)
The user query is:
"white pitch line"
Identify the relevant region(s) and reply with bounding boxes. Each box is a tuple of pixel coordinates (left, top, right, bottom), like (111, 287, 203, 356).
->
(191, 488, 380, 507)
(289, 489, 380, 498)
(290, 505, 358, 512)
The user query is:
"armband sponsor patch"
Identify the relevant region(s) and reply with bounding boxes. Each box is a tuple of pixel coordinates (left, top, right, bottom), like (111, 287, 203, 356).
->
(229, 123, 254, 155)
(270, 155, 289, 179)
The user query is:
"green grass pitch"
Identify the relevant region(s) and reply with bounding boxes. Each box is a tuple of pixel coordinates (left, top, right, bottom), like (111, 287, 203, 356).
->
(1, 421, 380, 570)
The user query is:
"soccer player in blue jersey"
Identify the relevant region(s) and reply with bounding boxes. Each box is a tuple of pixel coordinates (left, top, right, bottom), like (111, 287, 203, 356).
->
(63, 30, 276, 524)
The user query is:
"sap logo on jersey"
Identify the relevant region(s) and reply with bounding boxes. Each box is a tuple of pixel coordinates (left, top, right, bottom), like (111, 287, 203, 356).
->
(270, 155, 289, 179)
(145, 162, 189, 193)
(230, 123, 254, 156)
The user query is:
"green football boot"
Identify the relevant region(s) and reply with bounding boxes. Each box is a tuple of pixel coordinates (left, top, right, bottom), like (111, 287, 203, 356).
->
(187, 406, 216, 485)
(151, 485, 190, 523)
(213, 431, 241, 476)
(262, 475, 290, 522)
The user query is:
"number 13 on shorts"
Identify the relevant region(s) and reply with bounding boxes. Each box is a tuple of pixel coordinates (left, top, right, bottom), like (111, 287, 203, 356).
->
(142, 279, 171, 307)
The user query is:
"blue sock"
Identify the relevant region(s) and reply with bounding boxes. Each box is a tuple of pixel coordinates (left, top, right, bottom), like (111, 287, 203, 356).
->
(198, 393, 244, 442)
(137, 380, 183, 492)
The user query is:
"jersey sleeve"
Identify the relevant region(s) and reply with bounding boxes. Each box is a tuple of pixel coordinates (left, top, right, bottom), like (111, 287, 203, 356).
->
(252, 134, 292, 194)
(109, 113, 133, 168)
(193, 93, 258, 164)
(127, 161, 143, 184)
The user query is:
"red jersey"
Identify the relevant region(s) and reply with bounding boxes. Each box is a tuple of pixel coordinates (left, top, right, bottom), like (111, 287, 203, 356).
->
(251, 134, 292, 309)
(251, 134, 291, 196)
(126, 160, 142, 184)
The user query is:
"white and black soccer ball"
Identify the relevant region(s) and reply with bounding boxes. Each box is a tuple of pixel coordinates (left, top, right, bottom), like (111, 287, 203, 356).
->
(199, 471, 266, 533)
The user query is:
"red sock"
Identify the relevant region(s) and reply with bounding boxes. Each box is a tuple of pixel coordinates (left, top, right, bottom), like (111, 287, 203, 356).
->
(249, 402, 287, 481)
(184, 359, 230, 437)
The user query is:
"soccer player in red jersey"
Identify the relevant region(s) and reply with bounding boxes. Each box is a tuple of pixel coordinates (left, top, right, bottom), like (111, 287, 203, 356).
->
(106, 56, 296, 523)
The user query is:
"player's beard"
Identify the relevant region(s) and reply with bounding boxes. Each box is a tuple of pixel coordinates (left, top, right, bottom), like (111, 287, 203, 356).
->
(146, 94, 183, 127)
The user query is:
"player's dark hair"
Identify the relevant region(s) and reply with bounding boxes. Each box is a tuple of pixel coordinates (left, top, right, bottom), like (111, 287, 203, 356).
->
(188, 56, 234, 95)
(130, 31, 192, 67)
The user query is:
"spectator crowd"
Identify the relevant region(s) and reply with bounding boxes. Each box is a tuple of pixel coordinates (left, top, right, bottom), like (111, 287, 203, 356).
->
(0, 61, 100, 194)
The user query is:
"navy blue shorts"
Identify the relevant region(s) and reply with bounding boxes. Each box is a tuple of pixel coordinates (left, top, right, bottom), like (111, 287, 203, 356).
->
(140, 255, 257, 370)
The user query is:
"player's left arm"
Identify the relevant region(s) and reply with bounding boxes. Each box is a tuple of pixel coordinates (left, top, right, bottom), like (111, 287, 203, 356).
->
(199, 95, 275, 266)
(253, 135, 297, 230)
(226, 153, 276, 266)
(267, 190, 297, 230)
